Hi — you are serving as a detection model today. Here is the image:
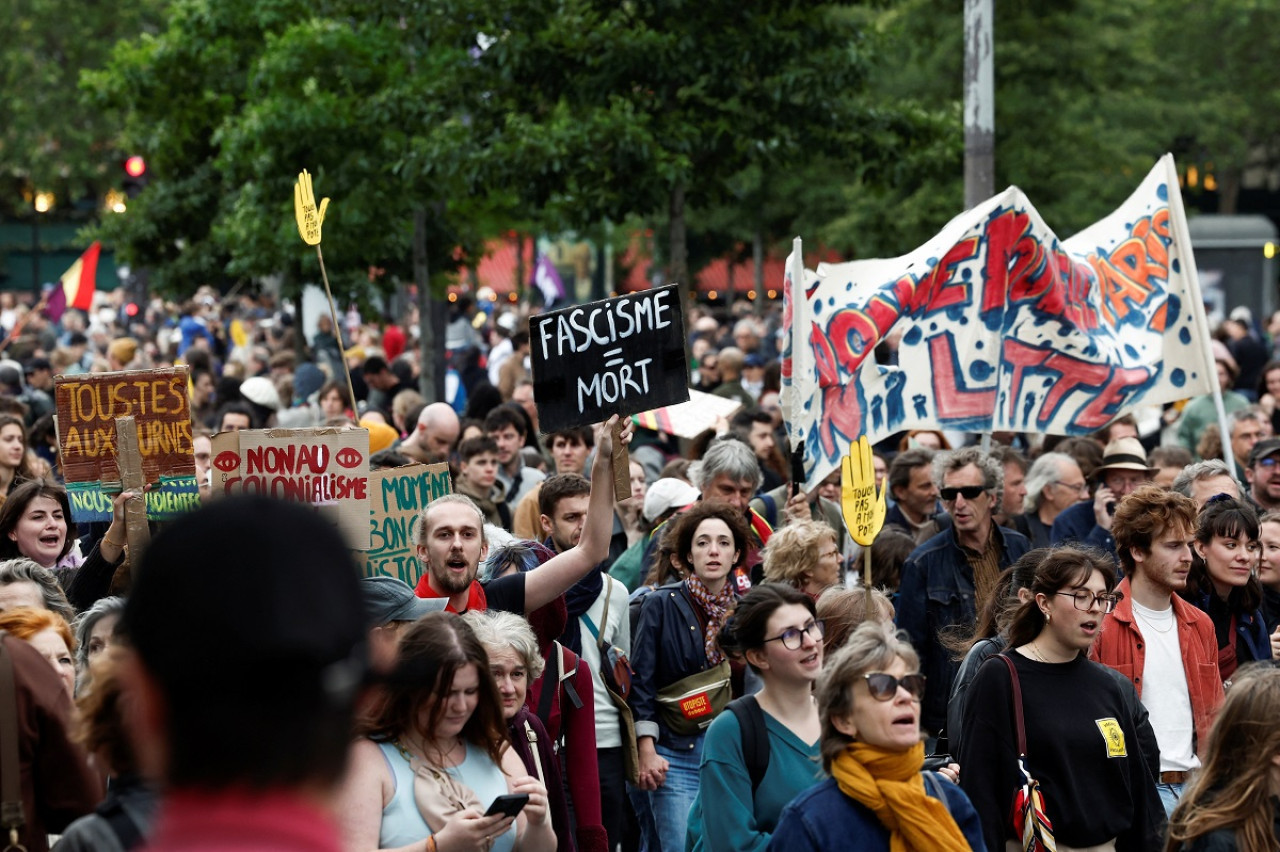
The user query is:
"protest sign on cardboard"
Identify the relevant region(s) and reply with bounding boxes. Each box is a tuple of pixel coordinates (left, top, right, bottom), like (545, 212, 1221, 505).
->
(210, 427, 371, 548)
(530, 284, 689, 433)
(54, 368, 199, 522)
(363, 463, 452, 585)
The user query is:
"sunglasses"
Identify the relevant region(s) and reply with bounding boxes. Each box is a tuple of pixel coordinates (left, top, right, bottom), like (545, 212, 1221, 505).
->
(939, 485, 987, 502)
(863, 672, 926, 702)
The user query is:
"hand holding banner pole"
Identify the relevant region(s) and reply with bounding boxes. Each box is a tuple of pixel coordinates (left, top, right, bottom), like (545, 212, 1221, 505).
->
(841, 435, 887, 620)
(294, 169, 359, 414)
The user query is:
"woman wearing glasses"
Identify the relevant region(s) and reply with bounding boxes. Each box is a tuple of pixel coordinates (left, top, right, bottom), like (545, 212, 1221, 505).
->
(761, 520, 844, 600)
(686, 584, 824, 852)
(959, 547, 1164, 852)
(767, 620, 982, 852)
(1183, 496, 1273, 683)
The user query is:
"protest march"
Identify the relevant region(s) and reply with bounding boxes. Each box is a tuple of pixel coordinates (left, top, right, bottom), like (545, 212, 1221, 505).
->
(8, 156, 1280, 852)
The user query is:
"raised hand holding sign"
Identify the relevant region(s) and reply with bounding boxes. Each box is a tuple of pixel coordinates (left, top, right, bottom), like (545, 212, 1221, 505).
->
(293, 169, 329, 246)
(841, 435, 887, 617)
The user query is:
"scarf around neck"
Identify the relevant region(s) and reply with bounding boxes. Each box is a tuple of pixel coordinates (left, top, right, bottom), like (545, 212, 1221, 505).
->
(415, 576, 487, 614)
(829, 741, 969, 852)
(684, 575, 735, 665)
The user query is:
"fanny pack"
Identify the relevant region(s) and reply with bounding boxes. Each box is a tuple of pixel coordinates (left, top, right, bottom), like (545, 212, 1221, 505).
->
(656, 660, 732, 737)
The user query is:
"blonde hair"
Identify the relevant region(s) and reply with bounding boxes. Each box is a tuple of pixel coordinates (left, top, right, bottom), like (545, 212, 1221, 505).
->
(816, 586, 894, 654)
(816, 621, 919, 771)
(762, 519, 835, 586)
(1165, 664, 1280, 852)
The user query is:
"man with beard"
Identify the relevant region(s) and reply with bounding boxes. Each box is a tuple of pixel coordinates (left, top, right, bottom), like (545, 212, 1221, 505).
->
(1093, 486, 1223, 816)
(414, 418, 627, 615)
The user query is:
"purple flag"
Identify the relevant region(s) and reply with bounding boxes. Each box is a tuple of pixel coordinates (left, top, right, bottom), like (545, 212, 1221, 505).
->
(532, 253, 566, 306)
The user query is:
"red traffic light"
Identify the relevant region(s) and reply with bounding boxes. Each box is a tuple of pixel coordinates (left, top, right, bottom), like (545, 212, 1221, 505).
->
(124, 156, 147, 178)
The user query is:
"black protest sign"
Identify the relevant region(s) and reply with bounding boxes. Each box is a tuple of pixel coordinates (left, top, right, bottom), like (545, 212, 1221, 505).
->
(530, 285, 689, 432)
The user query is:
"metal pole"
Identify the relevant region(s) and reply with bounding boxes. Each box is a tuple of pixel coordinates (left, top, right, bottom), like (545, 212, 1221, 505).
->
(963, 0, 994, 210)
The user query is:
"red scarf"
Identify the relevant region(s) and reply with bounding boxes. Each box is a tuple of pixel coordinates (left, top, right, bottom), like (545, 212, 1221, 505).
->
(684, 576, 735, 665)
(414, 575, 488, 613)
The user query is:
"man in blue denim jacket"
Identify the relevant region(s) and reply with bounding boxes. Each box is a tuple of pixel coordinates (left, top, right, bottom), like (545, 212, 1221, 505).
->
(895, 446, 1031, 735)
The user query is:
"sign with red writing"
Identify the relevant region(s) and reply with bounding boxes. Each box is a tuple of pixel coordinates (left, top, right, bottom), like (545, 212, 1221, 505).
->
(54, 368, 199, 522)
(210, 427, 371, 548)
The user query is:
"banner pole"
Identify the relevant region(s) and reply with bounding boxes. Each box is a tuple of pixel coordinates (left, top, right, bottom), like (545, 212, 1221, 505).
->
(315, 245, 360, 421)
(1163, 155, 1233, 472)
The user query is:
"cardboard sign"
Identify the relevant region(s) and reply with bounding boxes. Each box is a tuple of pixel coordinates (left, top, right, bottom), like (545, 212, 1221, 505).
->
(210, 427, 371, 548)
(530, 284, 689, 432)
(54, 368, 199, 522)
(841, 435, 886, 547)
(631, 389, 744, 440)
(364, 463, 452, 585)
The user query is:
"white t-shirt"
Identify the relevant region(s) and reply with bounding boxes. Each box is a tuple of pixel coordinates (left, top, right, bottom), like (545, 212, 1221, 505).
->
(1132, 599, 1199, 773)
(577, 575, 631, 749)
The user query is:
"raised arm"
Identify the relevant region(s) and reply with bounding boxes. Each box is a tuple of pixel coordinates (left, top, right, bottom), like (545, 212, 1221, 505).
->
(523, 417, 632, 612)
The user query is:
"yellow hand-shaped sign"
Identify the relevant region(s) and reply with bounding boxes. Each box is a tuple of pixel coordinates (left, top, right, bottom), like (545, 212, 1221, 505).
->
(841, 435, 887, 547)
(293, 169, 330, 246)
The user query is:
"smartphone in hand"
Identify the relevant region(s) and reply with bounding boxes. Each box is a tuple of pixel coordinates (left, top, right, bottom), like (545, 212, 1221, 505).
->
(484, 793, 530, 818)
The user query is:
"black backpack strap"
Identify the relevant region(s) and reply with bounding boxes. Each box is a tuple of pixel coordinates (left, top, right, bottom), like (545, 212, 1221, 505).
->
(96, 793, 145, 850)
(727, 695, 770, 795)
(536, 641, 562, 726)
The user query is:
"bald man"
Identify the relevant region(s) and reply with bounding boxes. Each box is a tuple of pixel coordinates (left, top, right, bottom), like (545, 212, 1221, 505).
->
(399, 402, 461, 464)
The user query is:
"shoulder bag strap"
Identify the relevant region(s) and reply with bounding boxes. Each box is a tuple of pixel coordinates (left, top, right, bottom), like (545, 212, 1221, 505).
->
(522, 719, 546, 786)
(536, 641, 561, 725)
(0, 632, 25, 838)
(998, 653, 1028, 757)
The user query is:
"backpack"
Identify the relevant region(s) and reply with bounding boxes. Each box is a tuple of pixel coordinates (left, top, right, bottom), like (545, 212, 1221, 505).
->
(726, 695, 770, 796)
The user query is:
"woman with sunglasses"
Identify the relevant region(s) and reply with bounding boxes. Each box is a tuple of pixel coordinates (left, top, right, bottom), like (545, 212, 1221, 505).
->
(959, 547, 1164, 852)
(686, 584, 824, 852)
(1183, 496, 1273, 683)
(767, 621, 982, 852)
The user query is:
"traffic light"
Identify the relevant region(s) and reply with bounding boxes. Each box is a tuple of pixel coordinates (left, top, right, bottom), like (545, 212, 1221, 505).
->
(123, 155, 148, 198)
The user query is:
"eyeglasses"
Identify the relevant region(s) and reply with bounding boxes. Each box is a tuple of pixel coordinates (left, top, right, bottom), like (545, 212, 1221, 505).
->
(763, 620, 825, 650)
(1053, 481, 1089, 495)
(939, 485, 987, 502)
(863, 672, 926, 702)
(1054, 590, 1120, 613)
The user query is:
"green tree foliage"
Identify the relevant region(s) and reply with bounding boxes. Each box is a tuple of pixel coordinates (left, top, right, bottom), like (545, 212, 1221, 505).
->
(2, 0, 165, 217)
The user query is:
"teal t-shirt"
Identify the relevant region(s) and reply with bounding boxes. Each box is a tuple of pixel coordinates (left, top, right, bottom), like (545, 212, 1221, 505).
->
(686, 704, 823, 852)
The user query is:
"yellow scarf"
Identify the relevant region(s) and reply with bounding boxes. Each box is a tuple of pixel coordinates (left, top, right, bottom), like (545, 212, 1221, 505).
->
(830, 741, 972, 852)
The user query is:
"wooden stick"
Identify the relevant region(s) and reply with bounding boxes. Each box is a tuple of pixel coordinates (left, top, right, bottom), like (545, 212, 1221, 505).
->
(115, 416, 151, 560)
(611, 418, 631, 503)
(863, 545, 874, 620)
(315, 245, 360, 419)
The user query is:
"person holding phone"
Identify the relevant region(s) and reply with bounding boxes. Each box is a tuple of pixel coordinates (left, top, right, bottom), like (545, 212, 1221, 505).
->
(338, 613, 554, 852)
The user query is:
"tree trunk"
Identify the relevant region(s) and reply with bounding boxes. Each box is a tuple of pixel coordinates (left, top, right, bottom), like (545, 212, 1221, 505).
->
(753, 227, 766, 315)
(414, 207, 436, 403)
(1217, 166, 1241, 214)
(669, 183, 688, 304)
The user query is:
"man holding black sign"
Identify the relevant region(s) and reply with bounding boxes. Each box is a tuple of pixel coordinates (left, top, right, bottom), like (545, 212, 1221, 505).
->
(414, 418, 630, 615)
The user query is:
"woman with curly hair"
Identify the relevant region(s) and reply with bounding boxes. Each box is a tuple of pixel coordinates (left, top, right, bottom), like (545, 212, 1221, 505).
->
(760, 519, 843, 600)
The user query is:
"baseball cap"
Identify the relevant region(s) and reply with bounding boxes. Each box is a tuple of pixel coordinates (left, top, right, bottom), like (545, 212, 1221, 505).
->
(239, 375, 281, 411)
(1095, 437, 1157, 477)
(1250, 438, 1280, 467)
(122, 497, 369, 704)
(361, 576, 447, 626)
(643, 478, 701, 523)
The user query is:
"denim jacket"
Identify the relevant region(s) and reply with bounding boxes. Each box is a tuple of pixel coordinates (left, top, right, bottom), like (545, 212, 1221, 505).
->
(1187, 589, 1273, 672)
(895, 524, 1030, 733)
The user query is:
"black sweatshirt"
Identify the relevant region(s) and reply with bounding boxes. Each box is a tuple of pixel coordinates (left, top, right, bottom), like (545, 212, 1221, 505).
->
(957, 651, 1165, 852)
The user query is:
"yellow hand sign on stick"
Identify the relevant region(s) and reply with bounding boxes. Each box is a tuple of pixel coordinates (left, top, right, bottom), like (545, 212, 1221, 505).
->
(841, 435, 887, 618)
(294, 169, 330, 246)
(290, 169, 356, 414)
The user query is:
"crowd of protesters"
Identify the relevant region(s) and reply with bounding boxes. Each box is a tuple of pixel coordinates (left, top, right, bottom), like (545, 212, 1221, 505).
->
(5, 284, 1280, 851)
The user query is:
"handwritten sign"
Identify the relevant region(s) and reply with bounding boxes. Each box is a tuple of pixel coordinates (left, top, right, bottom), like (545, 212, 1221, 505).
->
(841, 436, 886, 547)
(293, 169, 329, 246)
(530, 284, 689, 432)
(210, 427, 371, 548)
(363, 463, 452, 584)
(54, 368, 199, 522)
